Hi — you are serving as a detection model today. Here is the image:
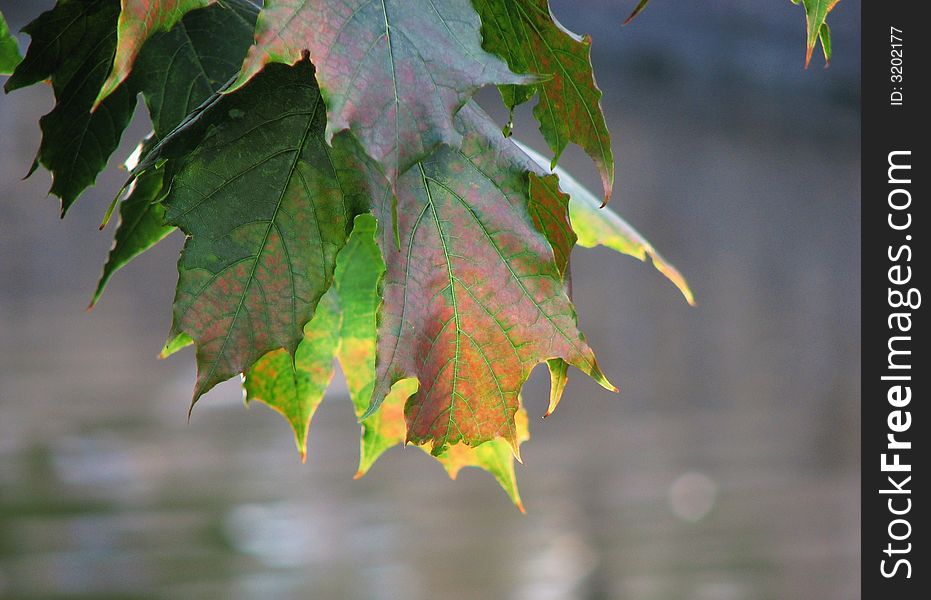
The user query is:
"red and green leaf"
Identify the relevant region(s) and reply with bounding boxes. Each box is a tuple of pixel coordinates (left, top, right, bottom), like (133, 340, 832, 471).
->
(232, 0, 532, 184)
(245, 214, 530, 508)
(370, 103, 614, 456)
(161, 61, 372, 402)
(473, 0, 614, 202)
(790, 0, 840, 67)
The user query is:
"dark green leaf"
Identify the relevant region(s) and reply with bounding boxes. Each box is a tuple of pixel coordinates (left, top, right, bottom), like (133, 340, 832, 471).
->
(132, 0, 258, 138)
(6, 0, 136, 215)
(91, 160, 173, 307)
(95, 0, 214, 107)
(474, 0, 614, 202)
(92, 1, 259, 305)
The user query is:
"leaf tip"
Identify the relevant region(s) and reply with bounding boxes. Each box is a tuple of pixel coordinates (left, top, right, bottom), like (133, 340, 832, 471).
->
(623, 0, 651, 26)
(509, 437, 523, 464)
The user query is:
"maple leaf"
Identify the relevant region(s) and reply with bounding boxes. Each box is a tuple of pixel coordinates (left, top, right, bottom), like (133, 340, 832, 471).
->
(94, 0, 214, 108)
(369, 102, 615, 456)
(5, 0, 137, 215)
(92, 0, 258, 306)
(0, 11, 21, 75)
(231, 0, 532, 185)
(790, 0, 840, 67)
(334, 216, 529, 504)
(473, 0, 614, 203)
(156, 61, 374, 402)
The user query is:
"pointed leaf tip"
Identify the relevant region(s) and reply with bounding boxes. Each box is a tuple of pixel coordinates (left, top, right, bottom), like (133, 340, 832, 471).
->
(515, 141, 696, 307)
(623, 0, 652, 25)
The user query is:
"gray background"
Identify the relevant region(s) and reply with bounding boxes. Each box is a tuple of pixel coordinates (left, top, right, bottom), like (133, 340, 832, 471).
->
(0, 1, 860, 598)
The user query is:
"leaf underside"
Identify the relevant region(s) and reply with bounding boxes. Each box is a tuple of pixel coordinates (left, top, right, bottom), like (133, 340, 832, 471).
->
(231, 0, 533, 185)
(370, 103, 614, 456)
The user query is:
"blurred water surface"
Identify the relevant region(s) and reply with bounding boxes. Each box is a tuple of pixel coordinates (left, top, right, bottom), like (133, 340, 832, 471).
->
(0, 1, 859, 598)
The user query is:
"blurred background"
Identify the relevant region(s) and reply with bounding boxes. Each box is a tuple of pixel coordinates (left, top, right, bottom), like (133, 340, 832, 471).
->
(0, 1, 860, 599)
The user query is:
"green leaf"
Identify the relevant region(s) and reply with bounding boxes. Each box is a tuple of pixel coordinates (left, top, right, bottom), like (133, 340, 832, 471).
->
(527, 173, 576, 417)
(818, 22, 832, 65)
(160, 331, 193, 359)
(329, 216, 409, 476)
(369, 103, 614, 456)
(132, 0, 257, 138)
(791, 0, 840, 67)
(0, 11, 22, 75)
(516, 140, 694, 306)
(161, 61, 373, 403)
(231, 0, 532, 184)
(5, 0, 136, 215)
(92, 1, 259, 306)
(245, 291, 341, 461)
(544, 357, 569, 417)
(473, 0, 614, 202)
(91, 159, 174, 307)
(94, 0, 214, 108)
(527, 172, 575, 276)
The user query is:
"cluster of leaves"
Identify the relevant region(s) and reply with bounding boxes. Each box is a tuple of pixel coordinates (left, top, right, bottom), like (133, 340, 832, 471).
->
(10, 0, 853, 508)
